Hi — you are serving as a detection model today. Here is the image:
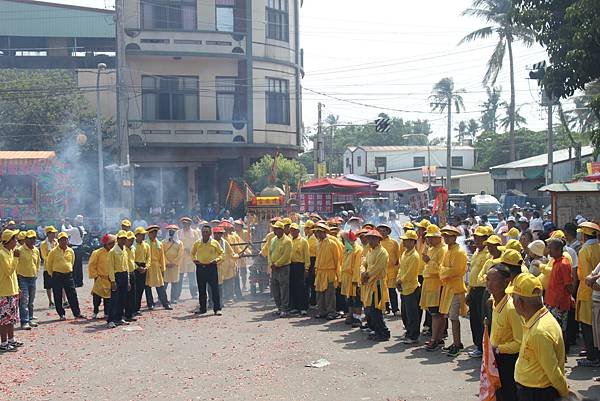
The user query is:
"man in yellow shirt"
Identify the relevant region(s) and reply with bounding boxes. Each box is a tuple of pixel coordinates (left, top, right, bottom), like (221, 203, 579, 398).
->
(46, 232, 84, 320)
(177, 217, 199, 300)
(106, 231, 130, 328)
(361, 229, 390, 341)
(133, 227, 151, 314)
(467, 225, 491, 357)
(40, 225, 58, 308)
(377, 224, 401, 317)
(340, 230, 363, 327)
(124, 231, 138, 322)
(192, 224, 224, 315)
(510, 273, 569, 400)
(396, 230, 421, 344)
(289, 223, 310, 315)
(0, 229, 22, 351)
(146, 225, 172, 311)
(304, 220, 319, 307)
(486, 263, 523, 401)
(268, 221, 293, 318)
(88, 234, 115, 319)
(314, 223, 341, 320)
(16, 230, 40, 330)
(576, 221, 600, 367)
(415, 219, 431, 332)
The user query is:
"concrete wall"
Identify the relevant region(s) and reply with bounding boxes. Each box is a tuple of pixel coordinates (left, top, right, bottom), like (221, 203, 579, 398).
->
(77, 68, 117, 120)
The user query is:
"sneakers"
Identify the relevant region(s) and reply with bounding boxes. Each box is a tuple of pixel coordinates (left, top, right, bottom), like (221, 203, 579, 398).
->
(577, 358, 600, 367)
(326, 313, 339, 320)
(92, 313, 98, 319)
(107, 322, 116, 329)
(300, 310, 308, 316)
(468, 349, 483, 358)
(368, 332, 390, 341)
(74, 315, 87, 320)
(344, 316, 354, 325)
(214, 310, 223, 316)
(9, 340, 23, 348)
(0, 343, 17, 352)
(393, 311, 402, 318)
(49, 301, 54, 309)
(21, 323, 32, 330)
(124, 317, 138, 322)
(402, 338, 419, 345)
(29, 321, 38, 328)
(446, 343, 464, 357)
(425, 340, 444, 352)
(289, 309, 300, 315)
(59, 315, 66, 321)
(279, 311, 289, 318)
(164, 305, 173, 310)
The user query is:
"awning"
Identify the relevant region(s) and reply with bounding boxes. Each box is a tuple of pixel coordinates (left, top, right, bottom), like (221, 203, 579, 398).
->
(0, 151, 58, 176)
(538, 182, 600, 192)
(301, 177, 374, 193)
(0, 151, 56, 160)
(375, 177, 429, 193)
(343, 174, 378, 184)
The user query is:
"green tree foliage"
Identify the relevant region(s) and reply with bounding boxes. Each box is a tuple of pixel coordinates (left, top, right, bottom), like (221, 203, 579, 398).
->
(475, 128, 572, 169)
(429, 78, 465, 114)
(246, 154, 308, 192)
(514, 0, 600, 154)
(480, 86, 502, 133)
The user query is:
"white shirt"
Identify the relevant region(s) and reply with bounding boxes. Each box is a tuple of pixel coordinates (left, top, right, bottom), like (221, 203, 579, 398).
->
(61, 224, 85, 246)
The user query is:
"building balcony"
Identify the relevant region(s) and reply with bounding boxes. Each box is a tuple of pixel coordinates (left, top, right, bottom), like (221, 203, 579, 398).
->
(0, 54, 115, 69)
(124, 29, 246, 58)
(127, 120, 248, 146)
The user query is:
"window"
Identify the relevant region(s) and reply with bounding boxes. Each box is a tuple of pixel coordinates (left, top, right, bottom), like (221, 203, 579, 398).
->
(266, 0, 289, 41)
(357, 156, 362, 167)
(375, 157, 387, 168)
(413, 156, 426, 167)
(266, 78, 290, 125)
(345, 157, 350, 168)
(142, 76, 199, 121)
(451, 156, 464, 167)
(216, 0, 234, 32)
(141, 0, 197, 31)
(216, 77, 236, 121)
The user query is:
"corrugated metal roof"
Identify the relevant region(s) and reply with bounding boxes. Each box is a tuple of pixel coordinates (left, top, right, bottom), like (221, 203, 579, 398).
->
(490, 146, 594, 170)
(538, 182, 600, 192)
(0, 151, 55, 159)
(347, 145, 475, 152)
(0, 0, 115, 38)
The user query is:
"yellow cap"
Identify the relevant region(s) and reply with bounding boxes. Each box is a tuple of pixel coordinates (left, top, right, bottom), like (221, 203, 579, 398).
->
(290, 223, 299, 230)
(402, 222, 414, 230)
(1, 229, 18, 242)
(506, 272, 543, 297)
(7, 220, 15, 226)
(484, 235, 502, 246)
(271, 221, 285, 229)
(549, 230, 566, 240)
(281, 218, 292, 226)
(121, 219, 132, 227)
(116, 230, 128, 239)
(424, 224, 442, 238)
(578, 221, 600, 236)
(401, 230, 418, 241)
(313, 222, 329, 232)
(57, 232, 69, 240)
(146, 225, 160, 232)
(499, 239, 523, 252)
(502, 227, 520, 238)
(441, 225, 460, 236)
(44, 225, 58, 234)
(494, 249, 523, 267)
(25, 230, 37, 239)
(134, 226, 147, 235)
(415, 219, 431, 228)
(17, 231, 26, 241)
(304, 220, 315, 228)
(473, 226, 490, 237)
(126, 231, 135, 240)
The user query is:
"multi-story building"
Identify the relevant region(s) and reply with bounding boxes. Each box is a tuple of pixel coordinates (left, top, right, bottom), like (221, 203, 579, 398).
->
(122, 0, 303, 212)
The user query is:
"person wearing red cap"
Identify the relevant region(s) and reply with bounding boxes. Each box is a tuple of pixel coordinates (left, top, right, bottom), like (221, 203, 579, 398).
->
(88, 234, 115, 320)
(0, 229, 22, 351)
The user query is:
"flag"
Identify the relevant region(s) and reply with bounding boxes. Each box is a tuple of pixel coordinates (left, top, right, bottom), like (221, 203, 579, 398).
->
(243, 180, 255, 202)
(225, 179, 244, 209)
(479, 318, 501, 401)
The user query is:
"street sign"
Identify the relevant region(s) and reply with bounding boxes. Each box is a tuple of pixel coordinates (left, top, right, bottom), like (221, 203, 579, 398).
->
(375, 118, 391, 133)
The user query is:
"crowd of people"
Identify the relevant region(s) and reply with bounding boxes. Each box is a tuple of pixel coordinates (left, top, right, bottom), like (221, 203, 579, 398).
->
(0, 207, 599, 401)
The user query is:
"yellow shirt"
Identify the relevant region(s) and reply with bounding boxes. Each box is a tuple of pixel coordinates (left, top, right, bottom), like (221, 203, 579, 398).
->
(191, 239, 224, 265)
(440, 243, 468, 293)
(46, 246, 74, 276)
(515, 307, 568, 398)
(490, 294, 523, 354)
(396, 248, 421, 296)
(307, 234, 318, 258)
(0, 246, 18, 297)
(163, 240, 184, 283)
(416, 237, 427, 275)
(146, 239, 166, 288)
(381, 237, 400, 288)
(290, 236, 310, 270)
(477, 256, 500, 285)
(134, 241, 150, 265)
(340, 243, 363, 297)
(268, 235, 293, 268)
(39, 238, 57, 263)
(420, 242, 447, 309)
(314, 236, 341, 292)
(106, 245, 128, 282)
(15, 245, 40, 278)
(260, 232, 276, 258)
(576, 241, 600, 325)
(469, 247, 490, 288)
(125, 246, 136, 273)
(361, 244, 389, 309)
(88, 247, 112, 298)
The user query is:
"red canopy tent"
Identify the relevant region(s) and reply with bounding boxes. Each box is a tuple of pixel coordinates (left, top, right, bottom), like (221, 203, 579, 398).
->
(301, 177, 374, 193)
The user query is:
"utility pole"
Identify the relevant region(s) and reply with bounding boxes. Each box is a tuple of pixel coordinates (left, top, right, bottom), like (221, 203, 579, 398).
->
(115, 0, 131, 213)
(315, 102, 325, 178)
(96, 63, 107, 225)
(546, 102, 553, 185)
(446, 96, 452, 193)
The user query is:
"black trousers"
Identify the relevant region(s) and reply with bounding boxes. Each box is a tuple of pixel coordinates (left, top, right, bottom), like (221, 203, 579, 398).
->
(92, 294, 109, 315)
(516, 384, 560, 401)
(52, 272, 81, 317)
(388, 287, 399, 313)
(401, 287, 421, 341)
(306, 257, 317, 306)
(468, 287, 485, 350)
(581, 322, 600, 360)
(108, 271, 128, 323)
(566, 281, 579, 345)
(134, 270, 152, 312)
(147, 286, 170, 308)
(335, 287, 347, 313)
(495, 353, 518, 401)
(196, 263, 220, 312)
(125, 272, 137, 319)
(366, 285, 389, 337)
(72, 246, 84, 288)
(289, 262, 307, 311)
(418, 275, 431, 329)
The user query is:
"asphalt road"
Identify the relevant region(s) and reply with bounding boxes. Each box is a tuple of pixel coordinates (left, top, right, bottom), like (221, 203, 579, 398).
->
(1, 272, 599, 401)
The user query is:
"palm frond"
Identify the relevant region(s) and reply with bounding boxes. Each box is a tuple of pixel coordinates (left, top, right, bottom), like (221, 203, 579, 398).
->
(483, 38, 506, 85)
(458, 26, 494, 45)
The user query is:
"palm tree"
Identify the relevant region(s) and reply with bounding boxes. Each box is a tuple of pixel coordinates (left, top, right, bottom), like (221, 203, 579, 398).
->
(459, 0, 535, 161)
(429, 77, 465, 191)
(499, 102, 527, 130)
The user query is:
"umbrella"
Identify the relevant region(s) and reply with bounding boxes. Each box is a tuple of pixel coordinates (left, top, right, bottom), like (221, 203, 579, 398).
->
(375, 177, 428, 193)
